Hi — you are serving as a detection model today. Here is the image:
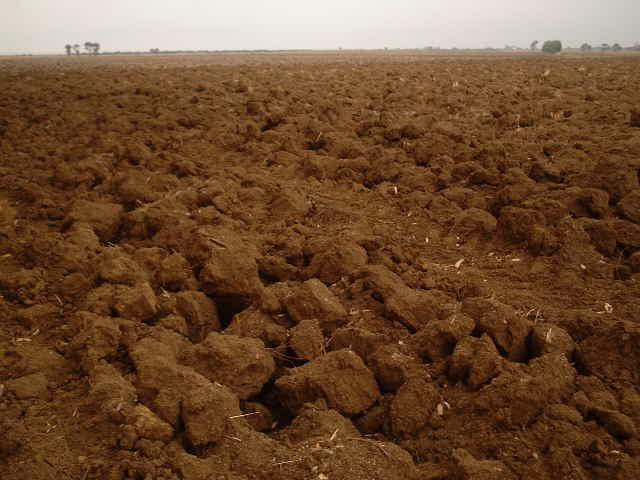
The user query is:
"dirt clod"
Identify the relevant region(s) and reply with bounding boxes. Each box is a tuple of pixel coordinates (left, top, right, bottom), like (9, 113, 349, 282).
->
(5, 372, 50, 400)
(452, 448, 516, 480)
(66, 200, 123, 242)
(182, 332, 276, 400)
(275, 349, 380, 415)
(593, 408, 637, 439)
(530, 323, 576, 359)
(390, 378, 439, 437)
(409, 313, 476, 361)
(113, 282, 158, 321)
(176, 290, 221, 340)
(289, 318, 325, 360)
(449, 334, 503, 389)
(284, 279, 347, 334)
(618, 190, 640, 224)
(462, 297, 532, 362)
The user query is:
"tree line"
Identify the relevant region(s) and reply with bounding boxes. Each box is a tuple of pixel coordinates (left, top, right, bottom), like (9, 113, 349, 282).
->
(530, 40, 639, 53)
(63, 41, 640, 56)
(64, 42, 101, 55)
(577, 42, 625, 52)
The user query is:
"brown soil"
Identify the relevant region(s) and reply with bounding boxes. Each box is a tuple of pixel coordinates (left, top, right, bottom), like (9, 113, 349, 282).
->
(1, 52, 640, 480)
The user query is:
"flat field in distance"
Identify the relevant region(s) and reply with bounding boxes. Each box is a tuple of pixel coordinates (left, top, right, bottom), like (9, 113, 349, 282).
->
(1, 51, 640, 480)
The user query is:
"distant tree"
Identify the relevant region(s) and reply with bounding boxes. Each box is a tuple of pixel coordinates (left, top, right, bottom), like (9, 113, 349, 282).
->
(600, 43, 611, 52)
(149, 48, 160, 54)
(612, 43, 622, 52)
(83, 42, 100, 55)
(72, 44, 80, 55)
(542, 40, 562, 53)
(65, 44, 72, 56)
(530, 40, 539, 51)
(580, 43, 592, 52)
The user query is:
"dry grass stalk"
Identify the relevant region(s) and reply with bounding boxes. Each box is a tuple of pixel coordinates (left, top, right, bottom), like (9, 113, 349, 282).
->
(228, 412, 261, 419)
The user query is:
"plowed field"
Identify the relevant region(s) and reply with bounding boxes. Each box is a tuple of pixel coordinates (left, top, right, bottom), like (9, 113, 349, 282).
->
(1, 52, 640, 479)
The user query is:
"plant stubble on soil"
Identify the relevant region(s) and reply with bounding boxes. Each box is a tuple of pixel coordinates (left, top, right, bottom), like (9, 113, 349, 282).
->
(1, 52, 640, 480)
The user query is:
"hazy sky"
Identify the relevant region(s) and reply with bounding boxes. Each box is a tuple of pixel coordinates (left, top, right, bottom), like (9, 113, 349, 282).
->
(1, 0, 639, 54)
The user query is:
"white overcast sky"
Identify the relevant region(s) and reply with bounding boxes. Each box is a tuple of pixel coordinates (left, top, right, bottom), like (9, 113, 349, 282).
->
(1, 0, 639, 54)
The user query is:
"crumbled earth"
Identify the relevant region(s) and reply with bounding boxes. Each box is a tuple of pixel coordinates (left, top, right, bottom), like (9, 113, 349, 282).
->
(1, 51, 640, 480)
